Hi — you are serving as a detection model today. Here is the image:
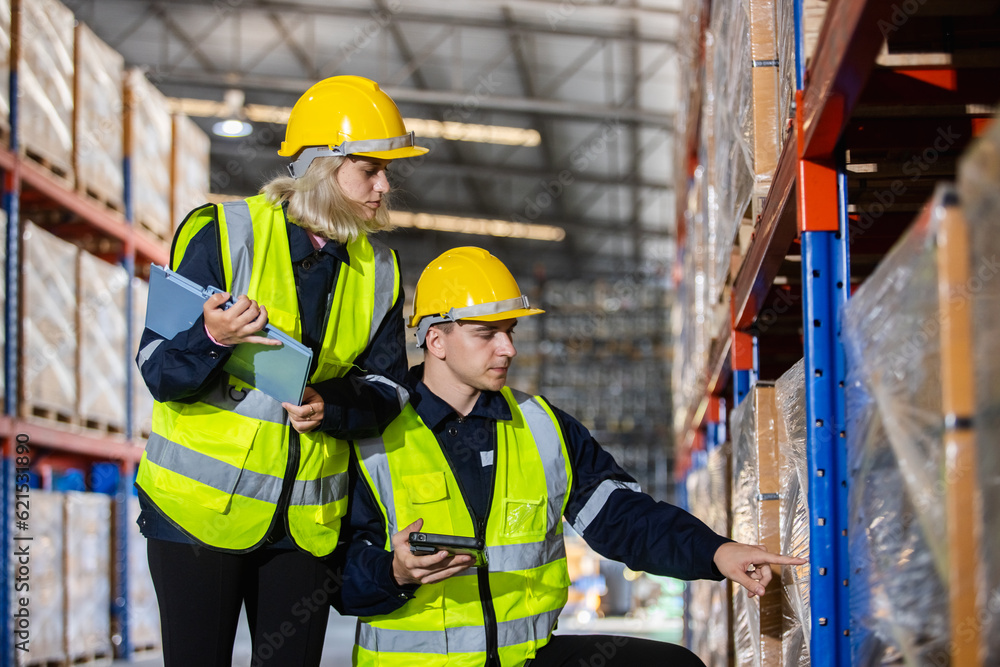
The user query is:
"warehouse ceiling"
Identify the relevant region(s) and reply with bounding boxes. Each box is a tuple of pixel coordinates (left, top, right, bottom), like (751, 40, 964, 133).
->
(65, 0, 681, 283)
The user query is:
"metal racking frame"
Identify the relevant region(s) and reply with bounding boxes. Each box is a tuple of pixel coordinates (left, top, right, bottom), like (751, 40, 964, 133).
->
(0, 57, 167, 664)
(676, 0, 1000, 664)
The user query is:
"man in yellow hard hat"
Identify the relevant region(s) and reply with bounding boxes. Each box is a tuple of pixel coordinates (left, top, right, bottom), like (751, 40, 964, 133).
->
(340, 247, 806, 666)
(135, 75, 425, 666)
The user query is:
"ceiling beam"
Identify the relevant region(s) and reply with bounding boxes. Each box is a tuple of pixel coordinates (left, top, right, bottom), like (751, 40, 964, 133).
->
(153, 70, 676, 128)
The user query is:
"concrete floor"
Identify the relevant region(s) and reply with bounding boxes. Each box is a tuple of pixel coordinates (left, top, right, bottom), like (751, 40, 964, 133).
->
(114, 609, 683, 666)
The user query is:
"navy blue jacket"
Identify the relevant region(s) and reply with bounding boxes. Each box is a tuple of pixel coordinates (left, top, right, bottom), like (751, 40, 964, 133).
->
(340, 367, 730, 616)
(135, 206, 408, 546)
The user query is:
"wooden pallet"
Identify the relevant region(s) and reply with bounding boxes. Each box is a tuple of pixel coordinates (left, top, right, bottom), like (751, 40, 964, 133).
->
(135, 215, 172, 245)
(75, 182, 125, 216)
(65, 651, 113, 667)
(79, 416, 127, 438)
(23, 148, 74, 188)
(26, 404, 77, 428)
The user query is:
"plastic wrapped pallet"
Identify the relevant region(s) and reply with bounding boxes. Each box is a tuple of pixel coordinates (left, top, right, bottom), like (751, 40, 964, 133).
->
(132, 277, 154, 439)
(124, 495, 160, 649)
(77, 251, 129, 433)
(842, 188, 951, 665)
(775, 0, 830, 154)
(707, 0, 779, 306)
(64, 491, 112, 661)
(775, 359, 809, 667)
(23, 222, 79, 421)
(731, 383, 782, 667)
(15, 0, 75, 180)
(686, 445, 734, 667)
(125, 68, 173, 241)
(957, 118, 1000, 666)
(0, 0, 11, 137)
(74, 23, 125, 211)
(171, 112, 211, 235)
(15, 491, 65, 666)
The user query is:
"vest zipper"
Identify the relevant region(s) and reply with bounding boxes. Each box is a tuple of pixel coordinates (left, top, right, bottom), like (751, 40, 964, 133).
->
(437, 417, 501, 666)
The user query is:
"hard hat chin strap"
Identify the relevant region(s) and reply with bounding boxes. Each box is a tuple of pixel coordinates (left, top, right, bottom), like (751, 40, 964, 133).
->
(414, 295, 531, 347)
(286, 132, 417, 178)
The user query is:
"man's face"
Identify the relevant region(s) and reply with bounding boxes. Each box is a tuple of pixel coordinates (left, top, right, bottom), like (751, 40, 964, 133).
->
(437, 318, 518, 392)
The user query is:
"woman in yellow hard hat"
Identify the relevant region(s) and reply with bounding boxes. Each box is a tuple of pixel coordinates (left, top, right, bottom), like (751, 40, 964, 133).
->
(134, 75, 427, 667)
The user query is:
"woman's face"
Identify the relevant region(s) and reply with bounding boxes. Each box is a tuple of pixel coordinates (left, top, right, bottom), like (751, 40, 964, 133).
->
(336, 156, 392, 219)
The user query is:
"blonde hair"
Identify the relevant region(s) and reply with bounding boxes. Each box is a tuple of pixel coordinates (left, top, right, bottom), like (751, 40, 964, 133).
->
(260, 156, 394, 243)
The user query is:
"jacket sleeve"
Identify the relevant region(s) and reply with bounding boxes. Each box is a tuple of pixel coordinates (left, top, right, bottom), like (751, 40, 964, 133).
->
(339, 449, 418, 616)
(135, 213, 233, 403)
(555, 405, 731, 581)
(313, 257, 410, 440)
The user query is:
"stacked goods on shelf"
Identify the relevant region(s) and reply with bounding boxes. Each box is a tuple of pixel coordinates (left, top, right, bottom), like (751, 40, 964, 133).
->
(124, 495, 161, 650)
(125, 67, 174, 242)
(14, 0, 75, 180)
(64, 491, 113, 662)
(775, 0, 829, 150)
(171, 112, 211, 234)
(675, 0, 708, 195)
(671, 165, 711, 435)
(132, 277, 154, 439)
(686, 443, 733, 667)
(73, 22, 125, 212)
(842, 187, 951, 665)
(22, 221, 79, 422)
(956, 119, 1000, 665)
(775, 359, 809, 666)
(730, 383, 782, 667)
(706, 0, 779, 301)
(0, 0, 9, 137)
(16, 491, 65, 666)
(539, 278, 672, 498)
(77, 252, 129, 435)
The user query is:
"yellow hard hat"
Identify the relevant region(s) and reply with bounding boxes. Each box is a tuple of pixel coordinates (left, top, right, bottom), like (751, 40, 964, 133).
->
(279, 75, 429, 178)
(410, 247, 544, 346)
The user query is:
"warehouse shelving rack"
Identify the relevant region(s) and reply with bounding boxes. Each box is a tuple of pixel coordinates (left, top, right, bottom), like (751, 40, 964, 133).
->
(0, 61, 168, 662)
(676, 0, 1000, 665)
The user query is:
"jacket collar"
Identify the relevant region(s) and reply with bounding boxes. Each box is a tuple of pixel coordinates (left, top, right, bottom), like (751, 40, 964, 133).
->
(409, 365, 513, 429)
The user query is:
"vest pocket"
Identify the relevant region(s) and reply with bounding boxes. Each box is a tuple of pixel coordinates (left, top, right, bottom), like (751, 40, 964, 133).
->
(156, 412, 261, 513)
(502, 498, 546, 538)
(401, 472, 454, 534)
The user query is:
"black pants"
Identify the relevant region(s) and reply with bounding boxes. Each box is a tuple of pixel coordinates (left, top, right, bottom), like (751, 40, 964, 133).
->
(529, 634, 706, 667)
(147, 538, 335, 667)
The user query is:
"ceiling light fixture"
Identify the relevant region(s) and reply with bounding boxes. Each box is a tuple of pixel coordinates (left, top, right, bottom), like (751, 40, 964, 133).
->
(390, 211, 565, 242)
(210, 89, 253, 138)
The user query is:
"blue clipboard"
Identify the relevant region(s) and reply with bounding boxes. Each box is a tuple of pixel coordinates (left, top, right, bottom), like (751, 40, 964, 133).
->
(146, 265, 313, 405)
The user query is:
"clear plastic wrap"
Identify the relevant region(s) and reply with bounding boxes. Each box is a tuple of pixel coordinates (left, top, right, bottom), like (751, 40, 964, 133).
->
(731, 384, 782, 667)
(0, 0, 11, 134)
(776, 358, 809, 667)
(686, 445, 733, 666)
(172, 112, 211, 233)
(74, 23, 125, 209)
(842, 188, 951, 665)
(126, 68, 174, 240)
(78, 251, 128, 432)
(126, 495, 161, 648)
(708, 0, 778, 303)
(132, 277, 154, 439)
(957, 119, 1000, 665)
(16, 491, 65, 666)
(17, 0, 75, 177)
(23, 222, 79, 418)
(64, 491, 113, 660)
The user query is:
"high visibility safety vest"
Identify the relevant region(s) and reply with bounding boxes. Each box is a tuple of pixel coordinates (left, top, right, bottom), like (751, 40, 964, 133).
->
(353, 387, 575, 667)
(135, 194, 402, 556)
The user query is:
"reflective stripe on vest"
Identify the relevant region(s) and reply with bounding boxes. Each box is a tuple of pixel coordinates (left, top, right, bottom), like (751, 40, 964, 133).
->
(354, 387, 573, 666)
(138, 195, 399, 555)
(356, 607, 562, 654)
(571, 478, 642, 535)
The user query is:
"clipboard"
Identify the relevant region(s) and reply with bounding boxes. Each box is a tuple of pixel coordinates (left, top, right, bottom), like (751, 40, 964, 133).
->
(146, 265, 313, 405)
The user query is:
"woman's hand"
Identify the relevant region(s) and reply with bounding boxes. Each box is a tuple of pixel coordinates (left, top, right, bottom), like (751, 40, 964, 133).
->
(283, 387, 324, 434)
(390, 519, 474, 586)
(203, 292, 282, 347)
